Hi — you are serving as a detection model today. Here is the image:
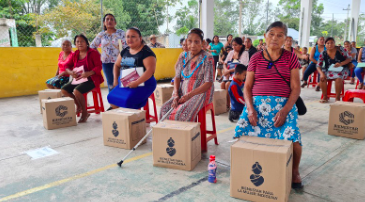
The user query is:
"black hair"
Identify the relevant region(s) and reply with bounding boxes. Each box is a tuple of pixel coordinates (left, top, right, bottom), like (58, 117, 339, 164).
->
(213, 35, 219, 43)
(235, 64, 247, 74)
(232, 37, 244, 58)
(227, 34, 233, 41)
(325, 37, 335, 44)
(303, 47, 308, 50)
(246, 37, 252, 43)
(259, 39, 263, 42)
(225, 45, 232, 50)
(344, 40, 350, 44)
(266, 21, 288, 36)
(127, 27, 145, 44)
(74, 34, 90, 47)
(187, 28, 204, 41)
(103, 13, 116, 31)
(286, 36, 293, 40)
(206, 38, 212, 44)
(180, 38, 185, 44)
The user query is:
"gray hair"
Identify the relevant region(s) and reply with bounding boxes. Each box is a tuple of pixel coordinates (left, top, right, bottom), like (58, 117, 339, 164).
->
(266, 21, 288, 36)
(61, 39, 72, 45)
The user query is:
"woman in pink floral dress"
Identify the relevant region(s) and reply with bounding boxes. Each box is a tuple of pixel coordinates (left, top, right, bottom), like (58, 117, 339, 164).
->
(160, 28, 214, 121)
(317, 37, 352, 103)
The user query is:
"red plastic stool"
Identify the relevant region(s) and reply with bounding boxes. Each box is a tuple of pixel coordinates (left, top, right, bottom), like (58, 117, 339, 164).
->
(343, 89, 365, 103)
(321, 79, 345, 100)
(77, 87, 105, 117)
(142, 93, 158, 123)
(307, 71, 318, 88)
(197, 103, 219, 152)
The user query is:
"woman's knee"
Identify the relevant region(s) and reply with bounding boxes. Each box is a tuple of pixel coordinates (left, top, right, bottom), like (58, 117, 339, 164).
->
(73, 89, 83, 97)
(220, 82, 226, 89)
(355, 67, 363, 74)
(225, 82, 231, 89)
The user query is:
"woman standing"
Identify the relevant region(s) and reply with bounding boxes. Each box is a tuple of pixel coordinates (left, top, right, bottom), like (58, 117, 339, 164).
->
(221, 37, 247, 109)
(207, 35, 224, 71)
(317, 37, 352, 103)
(107, 27, 157, 109)
(235, 21, 303, 189)
(301, 37, 326, 90)
(90, 14, 127, 92)
(160, 28, 214, 121)
(62, 34, 104, 123)
(46, 39, 73, 89)
(355, 40, 365, 89)
(224, 34, 233, 48)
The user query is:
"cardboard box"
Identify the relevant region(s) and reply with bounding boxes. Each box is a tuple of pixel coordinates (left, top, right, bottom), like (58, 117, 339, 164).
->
(230, 136, 293, 202)
(328, 101, 365, 140)
(213, 89, 227, 115)
(102, 108, 146, 150)
(152, 120, 201, 171)
(154, 84, 174, 106)
(41, 97, 77, 130)
(38, 89, 62, 114)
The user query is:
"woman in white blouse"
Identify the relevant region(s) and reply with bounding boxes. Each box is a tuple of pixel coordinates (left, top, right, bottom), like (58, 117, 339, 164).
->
(90, 14, 127, 92)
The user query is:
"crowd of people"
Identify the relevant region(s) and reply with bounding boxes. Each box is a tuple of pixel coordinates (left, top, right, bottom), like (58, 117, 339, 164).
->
(44, 13, 365, 190)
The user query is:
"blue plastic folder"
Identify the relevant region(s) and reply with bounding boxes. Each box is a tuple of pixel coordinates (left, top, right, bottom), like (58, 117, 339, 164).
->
(328, 64, 343, 72)
(357, 63, 365, 68)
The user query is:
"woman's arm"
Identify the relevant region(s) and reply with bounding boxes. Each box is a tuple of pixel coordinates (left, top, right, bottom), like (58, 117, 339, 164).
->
(128, 56, 156, 88)
(90, 33, 102, 49)
(358, 48, 363, 63)
(244, 71, 257, 126)
(309, 46, 317, 63)
(113, 55, 122, 87)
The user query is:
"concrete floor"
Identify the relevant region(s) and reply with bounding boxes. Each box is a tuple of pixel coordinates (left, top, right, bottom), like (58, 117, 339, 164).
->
(1, 81, 365, 202)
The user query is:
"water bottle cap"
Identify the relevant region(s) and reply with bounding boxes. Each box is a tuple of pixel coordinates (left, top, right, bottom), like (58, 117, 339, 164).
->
(209, 155, 215, 161)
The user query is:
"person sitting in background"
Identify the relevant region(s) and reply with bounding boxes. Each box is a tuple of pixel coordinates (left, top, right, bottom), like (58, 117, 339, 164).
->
(343, 41, 357, 84)
(62, 34, 104, 123)
(228, 64, 247, 122)
(355, 39, 365, 89)
(317, 37, 352, 103)
(299, 47, 309, 81)
(244, 37, 258, 59)
(160, 28, 214, 121)
(256, 39, 265, 51)
(217, 46, 232, 81)
(178, 38, 185, 48)
(172, 39, 189, 85)
(147, 35, 165, 48)
(107, 27, 157, 109)
(284, 36, 307, 60)
(241, 36, 246, 45)
(224, 34, 233, 48)
(46, 39, 73, 89)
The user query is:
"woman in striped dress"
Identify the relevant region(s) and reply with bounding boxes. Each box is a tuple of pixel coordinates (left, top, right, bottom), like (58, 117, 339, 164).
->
(234, 21, 303, 189)
(160, 28, 214, 121)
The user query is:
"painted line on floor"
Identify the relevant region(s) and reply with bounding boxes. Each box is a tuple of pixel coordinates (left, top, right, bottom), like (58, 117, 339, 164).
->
(0, 152, 152, 202)
(0, 127, 234, 202)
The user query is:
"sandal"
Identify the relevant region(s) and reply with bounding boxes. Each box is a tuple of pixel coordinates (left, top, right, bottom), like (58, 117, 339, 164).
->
(78, 113, 90, 123)
(300, 82, 307, 88)
(319, 99, 328, 103)
(315, 85, 320, 91)
(292, 182, 304, 189)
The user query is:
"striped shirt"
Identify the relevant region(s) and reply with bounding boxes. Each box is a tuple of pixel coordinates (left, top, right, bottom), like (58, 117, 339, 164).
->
(248, 50, 301, 98)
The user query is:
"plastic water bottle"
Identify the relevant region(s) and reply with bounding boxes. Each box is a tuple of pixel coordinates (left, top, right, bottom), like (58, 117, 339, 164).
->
(208, 155, 217, 183)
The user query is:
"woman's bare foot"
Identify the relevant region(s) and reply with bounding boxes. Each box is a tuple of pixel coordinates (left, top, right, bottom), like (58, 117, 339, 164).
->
(315, 85, 320, 91)
(300, 81, 307, 88)
(319, 98, 328, 103)
(360, 83, 364, 89)
(78, 113, 90, 123)
(292, 171, 303, 189)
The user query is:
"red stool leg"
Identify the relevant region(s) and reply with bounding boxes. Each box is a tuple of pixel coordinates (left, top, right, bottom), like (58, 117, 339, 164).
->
(209, 107, 219, 145)
(307, 74, 312, 88)
(93, 91, 100, 114)
(98, 89, 105, 112)
(199, 108, 207, 152)
(151, 94, 158, 123)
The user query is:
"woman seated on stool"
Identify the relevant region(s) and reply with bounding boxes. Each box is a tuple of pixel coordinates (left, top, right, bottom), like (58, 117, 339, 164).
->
(46, 39, 73, 89)
(234, 21, 303, 189)
(317, 37, 352, 103)
(107, 27, 157, 109)
(160, 28, 214, 121)
(61, 34, 104, 123)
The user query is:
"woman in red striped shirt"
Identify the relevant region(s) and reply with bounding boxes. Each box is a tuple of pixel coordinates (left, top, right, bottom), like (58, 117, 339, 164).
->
(234, 21, 303, 189)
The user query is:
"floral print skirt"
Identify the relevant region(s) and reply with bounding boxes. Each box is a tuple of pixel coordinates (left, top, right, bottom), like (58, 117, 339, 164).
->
(325, 68, 350, 80)
(234, 96, 302, 145)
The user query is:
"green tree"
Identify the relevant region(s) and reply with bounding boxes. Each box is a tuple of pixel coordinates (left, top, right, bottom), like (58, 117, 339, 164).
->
(122, 0, 166, 36)
(277, 0, 324, 36)
(174, 0, 198, 36)
(214, 0, 239, 37)
(242, 0, 263, 35)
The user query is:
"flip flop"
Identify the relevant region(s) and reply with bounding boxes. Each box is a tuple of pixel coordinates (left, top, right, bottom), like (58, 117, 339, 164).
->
(319, 99, 328, 103)
(78, 113, 90, 123)
(292, 182, 304, 189)
(315, 85, 320, 91)
(300, 82, 307, 88)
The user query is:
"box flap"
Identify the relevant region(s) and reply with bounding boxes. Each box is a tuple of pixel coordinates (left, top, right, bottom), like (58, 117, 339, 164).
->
(330, 101, 365, 108)
(153, 120, 200, 130)
(232, 136, 292, 153)
(158, 84, 174, 88)
(42, 97, 73, 103)
(102, 108, 144, 116)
